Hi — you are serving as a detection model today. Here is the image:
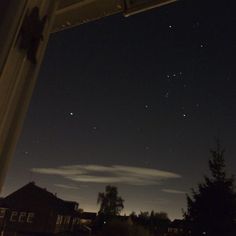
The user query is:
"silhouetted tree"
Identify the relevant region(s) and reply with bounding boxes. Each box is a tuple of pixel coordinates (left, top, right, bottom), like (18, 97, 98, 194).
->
(185, 141, 236, 236)
(99, 219, 151, 236)
(97, 185, 124, 216)
(150, 211, 170, 235)
(138, 211, 150, 228)
(130, 210, 170, 235)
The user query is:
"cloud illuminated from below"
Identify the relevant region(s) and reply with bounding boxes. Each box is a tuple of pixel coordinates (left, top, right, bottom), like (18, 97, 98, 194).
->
(162, 189, 186, 194)
(54, 184, 80, 190)
(31, 165, 181, 186)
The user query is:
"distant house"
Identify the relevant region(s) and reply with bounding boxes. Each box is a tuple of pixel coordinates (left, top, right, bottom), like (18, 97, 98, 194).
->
(167, 219, 190, 236)
(0, 182, 82, 236)
(79, 212, 97, 226)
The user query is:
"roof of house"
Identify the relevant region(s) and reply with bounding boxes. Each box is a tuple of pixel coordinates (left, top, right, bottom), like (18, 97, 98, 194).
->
(0, 182, 79, 213)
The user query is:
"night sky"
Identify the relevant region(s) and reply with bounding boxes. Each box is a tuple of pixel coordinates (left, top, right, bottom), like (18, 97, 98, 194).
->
(3, 0, 236, 219)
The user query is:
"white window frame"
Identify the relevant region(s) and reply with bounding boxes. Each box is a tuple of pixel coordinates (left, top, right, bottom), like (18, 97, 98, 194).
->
(0, 208, 6, 218)
(56, 215, 63, 225)
(64, 216, 71, 225)
(27, 212, 35, 223)
(19, 212, 27, 222)
(72, 217, 77, 225)
(10, 211, 18, 222)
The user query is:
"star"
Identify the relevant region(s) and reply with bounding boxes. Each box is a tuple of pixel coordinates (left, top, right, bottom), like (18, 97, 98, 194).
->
(165, 92, 169, 98)
(137, 127, 143, 132)
(69, 112, 74, 116)
(182, 113, 187, 118)
(193, 22, 200, 29)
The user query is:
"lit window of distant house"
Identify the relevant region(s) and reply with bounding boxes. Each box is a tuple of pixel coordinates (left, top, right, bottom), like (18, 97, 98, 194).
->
(0, 208, 6, 218)
(19, 212, 27, 222)
(27, 212, 35, 223)
(56, 215, 63, 225)
(10, 211, 18, 222)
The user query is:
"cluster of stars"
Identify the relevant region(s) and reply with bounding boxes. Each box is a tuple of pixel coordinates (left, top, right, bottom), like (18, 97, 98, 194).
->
(67, 110, 99, 134)
(163, 70, 193, 119)
(144, 104, 152, 112)
(166, 71, 183, 80)
(63, 18, 207, 144)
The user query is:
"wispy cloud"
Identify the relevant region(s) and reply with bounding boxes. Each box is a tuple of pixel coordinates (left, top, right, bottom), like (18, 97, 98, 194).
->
(31, 165, 181, 186)
(54, 184, 80, 190)
(162, 189, 186, 194)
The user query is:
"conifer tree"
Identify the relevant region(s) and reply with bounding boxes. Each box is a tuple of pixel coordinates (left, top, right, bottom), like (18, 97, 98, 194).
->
(185, 141, 236, 236)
